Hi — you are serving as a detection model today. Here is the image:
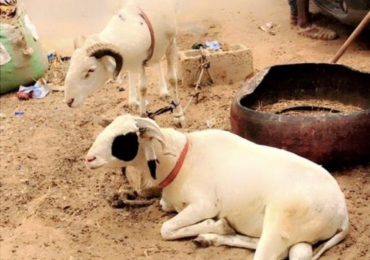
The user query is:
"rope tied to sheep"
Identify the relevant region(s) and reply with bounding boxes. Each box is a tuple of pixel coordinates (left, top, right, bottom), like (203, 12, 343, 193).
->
(145, 47, 212, 119)
(147, 100, 179, 120)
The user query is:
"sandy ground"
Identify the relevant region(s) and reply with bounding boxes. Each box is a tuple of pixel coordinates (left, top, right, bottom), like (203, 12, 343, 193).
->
(1, 0, 370, 259)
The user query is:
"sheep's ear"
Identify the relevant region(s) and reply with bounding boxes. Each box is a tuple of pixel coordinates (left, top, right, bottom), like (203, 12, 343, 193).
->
(135, 117, 167, 180)
(147, 160, 157, 179)
(140, 138, 159, 179)
(134, 117, 166, 149)
(111, 132, 139, 161)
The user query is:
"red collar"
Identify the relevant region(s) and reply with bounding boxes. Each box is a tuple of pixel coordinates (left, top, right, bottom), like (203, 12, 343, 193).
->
(159, 136, 189, 188)
(137, 7, 155, 66)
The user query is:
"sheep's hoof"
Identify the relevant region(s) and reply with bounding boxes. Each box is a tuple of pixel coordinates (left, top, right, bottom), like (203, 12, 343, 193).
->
(159, 90, 170, 101)
(140, 112, 149, 118)
(193, 234, 219, 247)
(115, 78, 123, 84)
(128, 100, 140, 110)
(217, 219, 236, 236)
(173, 114, 185, 128)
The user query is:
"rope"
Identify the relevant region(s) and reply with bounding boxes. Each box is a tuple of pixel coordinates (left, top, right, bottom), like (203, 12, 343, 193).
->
(183, 48, 213, 113)
(147, 101, 178, 120)
(146, 47, 213, 119)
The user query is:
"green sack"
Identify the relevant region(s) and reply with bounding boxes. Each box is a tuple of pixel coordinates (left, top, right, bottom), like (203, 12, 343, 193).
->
(0, 5, 48, 95)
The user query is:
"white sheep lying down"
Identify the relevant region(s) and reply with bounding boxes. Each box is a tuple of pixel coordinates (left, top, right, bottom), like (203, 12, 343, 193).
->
(85, 114, 349, 260)
(64, 0, 185, 125)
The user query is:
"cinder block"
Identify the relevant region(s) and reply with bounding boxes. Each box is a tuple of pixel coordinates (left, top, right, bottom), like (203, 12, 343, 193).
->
(177, 44, 253, 87)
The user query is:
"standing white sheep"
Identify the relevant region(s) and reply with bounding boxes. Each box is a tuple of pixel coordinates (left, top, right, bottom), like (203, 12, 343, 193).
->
(73, 36, 169, 102)
(64, 0, 185, 125)
(85, 114, 349, 260)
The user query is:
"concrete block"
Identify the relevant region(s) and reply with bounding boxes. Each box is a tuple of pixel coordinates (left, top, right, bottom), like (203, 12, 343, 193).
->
(177, 43, 253, 87)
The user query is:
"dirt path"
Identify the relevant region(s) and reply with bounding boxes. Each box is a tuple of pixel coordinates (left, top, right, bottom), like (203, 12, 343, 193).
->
(1, 0, 369, 259)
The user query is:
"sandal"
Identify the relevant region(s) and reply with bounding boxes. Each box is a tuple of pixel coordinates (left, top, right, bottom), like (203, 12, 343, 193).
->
(297, 24, 337, 40)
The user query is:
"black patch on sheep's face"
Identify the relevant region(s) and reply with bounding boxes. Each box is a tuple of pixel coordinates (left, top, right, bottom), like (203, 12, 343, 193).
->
(147, 160, 157, 180)
(111, 132, 139, 161)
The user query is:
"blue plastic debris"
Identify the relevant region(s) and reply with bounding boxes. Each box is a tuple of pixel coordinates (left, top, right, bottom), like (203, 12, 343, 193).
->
(17, 85, 50, 99)
(205, 41, 221, 50)
(47, 51, 55, 62)
(15, 111, 25, 116)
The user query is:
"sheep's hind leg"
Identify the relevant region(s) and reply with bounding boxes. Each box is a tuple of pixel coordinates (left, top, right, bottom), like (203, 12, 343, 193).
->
(253, 206, 292, 260)
(156, 62, 170, 100)
(166, 39, 185, 126)
(194, 233, 259, 250)
(128, 71, 140, 109)
(161, 204, 234, 240)
(138, 67, 149, 117)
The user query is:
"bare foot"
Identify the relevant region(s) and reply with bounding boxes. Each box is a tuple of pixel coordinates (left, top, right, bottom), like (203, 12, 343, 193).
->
(297, 24, 337, 40)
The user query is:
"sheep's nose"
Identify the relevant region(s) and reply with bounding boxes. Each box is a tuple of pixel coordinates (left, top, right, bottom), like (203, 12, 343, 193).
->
(66, 98, 74, 107)
(86, 156, 96, 162)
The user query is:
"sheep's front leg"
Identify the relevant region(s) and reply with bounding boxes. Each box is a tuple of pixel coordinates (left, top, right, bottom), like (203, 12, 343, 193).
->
(128, 71, 140, 109)
(105, 72, 122, 84)
(156, 62, 170, 100)
(160, 198, 176, 212)
(194, 233, 259, 249)
(138, 66, 148, 117)
(166, 39, 185, 126)
(115, 72, 123, 84)
(125, 166, 162, 199)
(160, 204, 235, 240)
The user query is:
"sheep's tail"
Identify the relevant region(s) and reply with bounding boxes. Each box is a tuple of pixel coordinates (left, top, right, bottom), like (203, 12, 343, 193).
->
(311, 213, 349, 260)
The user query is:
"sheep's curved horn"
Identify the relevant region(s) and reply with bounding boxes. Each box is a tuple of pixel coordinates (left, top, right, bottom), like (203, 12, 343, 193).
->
(73, 35, 86, 50)
(134, 117, 166, 149)
(86, 43, 123, 79)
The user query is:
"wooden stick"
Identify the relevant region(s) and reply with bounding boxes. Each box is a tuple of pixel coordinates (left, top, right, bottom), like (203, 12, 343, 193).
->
(330, 11, 370, 63)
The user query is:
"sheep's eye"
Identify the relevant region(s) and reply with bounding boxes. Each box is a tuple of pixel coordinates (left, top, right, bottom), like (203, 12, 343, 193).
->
(84, 68, 95, 79)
